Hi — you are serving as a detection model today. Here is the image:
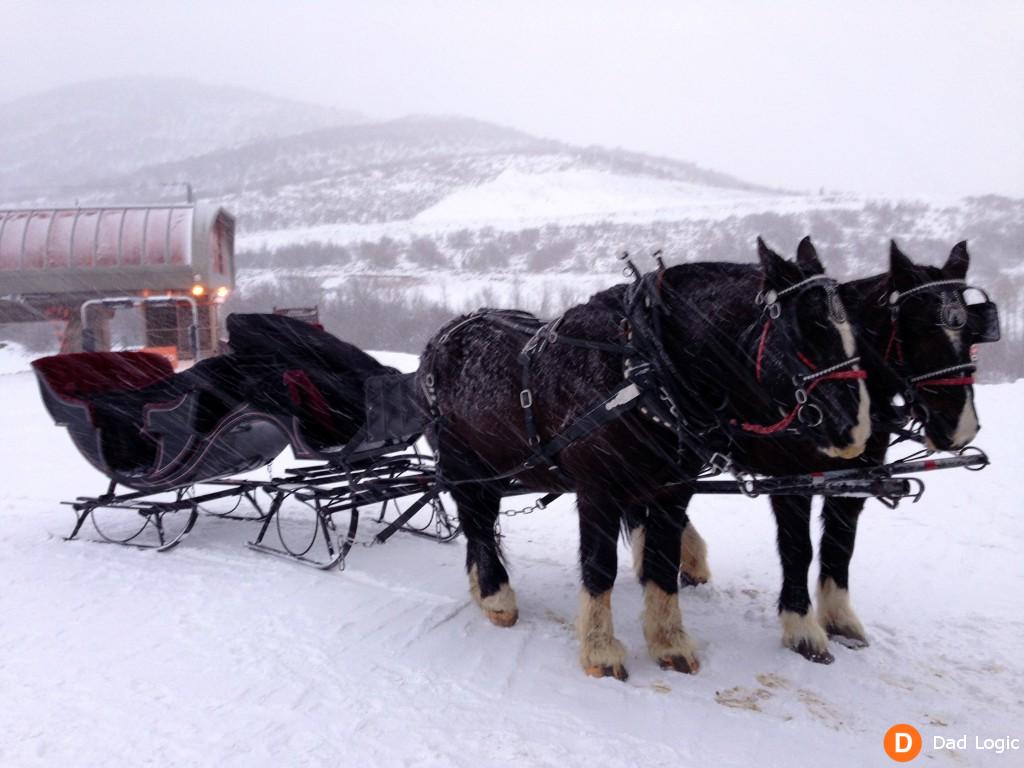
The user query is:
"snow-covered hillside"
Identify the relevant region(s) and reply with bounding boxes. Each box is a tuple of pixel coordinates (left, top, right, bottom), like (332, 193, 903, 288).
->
(1, 361, 1022, 767)
(0, 78, 362, 196)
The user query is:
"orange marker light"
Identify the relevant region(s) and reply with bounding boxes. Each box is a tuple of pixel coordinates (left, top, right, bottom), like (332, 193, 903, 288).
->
(215, 286, 229, 299)
(191, 284, 206, 297)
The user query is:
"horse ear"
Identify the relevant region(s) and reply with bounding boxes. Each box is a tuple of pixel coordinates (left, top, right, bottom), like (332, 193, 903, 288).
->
(889, 240, 915, 290)
(796, 236, 824, 275)
(757, 236, 785, 287)
(944, 240, 970, 279)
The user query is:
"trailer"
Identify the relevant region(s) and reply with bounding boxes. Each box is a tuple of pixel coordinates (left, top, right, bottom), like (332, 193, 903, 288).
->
(0, 202, 235, 358)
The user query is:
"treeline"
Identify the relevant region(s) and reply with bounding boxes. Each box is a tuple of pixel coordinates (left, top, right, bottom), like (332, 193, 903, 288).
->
(242, 227, 595, 273)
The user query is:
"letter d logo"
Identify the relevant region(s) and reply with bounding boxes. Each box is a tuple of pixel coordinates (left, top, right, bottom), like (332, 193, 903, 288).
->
(884, 724, 922, 762)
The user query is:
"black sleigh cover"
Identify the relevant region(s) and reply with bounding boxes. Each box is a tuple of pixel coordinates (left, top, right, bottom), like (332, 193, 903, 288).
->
(32, 313, 405, 490)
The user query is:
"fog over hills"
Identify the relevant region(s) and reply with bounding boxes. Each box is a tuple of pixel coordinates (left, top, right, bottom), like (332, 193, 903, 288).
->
(1, 78, 1021, 377)
(0, 77, 363, 194)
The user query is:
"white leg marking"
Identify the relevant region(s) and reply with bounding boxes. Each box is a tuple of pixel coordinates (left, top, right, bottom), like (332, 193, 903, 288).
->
(680, 523, 711, 584)
(630, 526, 645, 581)
(643, 582, 699, 672)
(781, 609, 831, 661)
(469, 564, 518, 626)
(577, 590, 627, 675)
(817, 578, 868, 647)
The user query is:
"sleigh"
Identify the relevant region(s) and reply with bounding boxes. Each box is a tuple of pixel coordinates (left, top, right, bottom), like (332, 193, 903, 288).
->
(32, 313, 458, 557)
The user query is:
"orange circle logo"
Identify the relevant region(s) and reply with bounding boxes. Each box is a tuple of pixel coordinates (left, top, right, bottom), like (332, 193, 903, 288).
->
(884, 724, 922, 762)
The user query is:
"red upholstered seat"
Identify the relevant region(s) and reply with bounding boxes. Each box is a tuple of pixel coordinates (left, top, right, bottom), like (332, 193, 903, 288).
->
(283, 369, 340, 441)
(32, 352, 174, 403)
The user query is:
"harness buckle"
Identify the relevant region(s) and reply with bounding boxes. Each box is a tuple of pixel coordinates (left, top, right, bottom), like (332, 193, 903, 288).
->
(708, 452, 732, 475)
(519, 389, 533, 409)
(797, 403, 823, 427)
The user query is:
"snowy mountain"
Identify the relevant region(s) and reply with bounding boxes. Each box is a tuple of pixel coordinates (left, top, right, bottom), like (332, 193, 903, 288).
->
(0, 77, 363, 196)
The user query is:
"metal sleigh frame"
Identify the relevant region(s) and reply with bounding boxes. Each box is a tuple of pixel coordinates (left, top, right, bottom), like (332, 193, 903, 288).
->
(57, 429, 990, 570)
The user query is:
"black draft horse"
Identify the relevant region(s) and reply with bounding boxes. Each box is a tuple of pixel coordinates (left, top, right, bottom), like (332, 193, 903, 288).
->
(673, 240, 992, 664)
(418, 239, 869, 680)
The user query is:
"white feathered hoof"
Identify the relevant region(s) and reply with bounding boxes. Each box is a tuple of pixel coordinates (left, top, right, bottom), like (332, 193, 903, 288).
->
(679, 524, 711, 586)
(679, 528, 712, 585)
(644, 582, 700, 674)
(578, 590, 629, 682)
(781, 610, 834, 665)
(584, 661, 629, 681)
(817, 579, 868, 649)
(469, 565, 519, 628)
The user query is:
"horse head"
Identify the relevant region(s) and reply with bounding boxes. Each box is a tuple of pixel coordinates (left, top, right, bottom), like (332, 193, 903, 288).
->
(886, 240, 998, 451)
(751, 237, 870, 459)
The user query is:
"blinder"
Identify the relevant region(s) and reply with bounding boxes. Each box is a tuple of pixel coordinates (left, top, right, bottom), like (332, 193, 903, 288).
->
(890, 280, 1001, 344)
(966, 298, 1000, 344)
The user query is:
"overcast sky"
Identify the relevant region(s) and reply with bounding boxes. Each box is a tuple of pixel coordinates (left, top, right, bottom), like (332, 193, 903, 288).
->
(2, 1, 1021, 198)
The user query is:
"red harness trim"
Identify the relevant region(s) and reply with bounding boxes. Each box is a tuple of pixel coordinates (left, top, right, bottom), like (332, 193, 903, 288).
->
(735, 369, 867, 436)
(914, 375, 975, 389)
(796, 352, 817, 371)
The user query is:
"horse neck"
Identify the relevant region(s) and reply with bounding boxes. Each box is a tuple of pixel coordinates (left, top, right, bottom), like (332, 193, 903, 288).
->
(659, 268, 773, 418)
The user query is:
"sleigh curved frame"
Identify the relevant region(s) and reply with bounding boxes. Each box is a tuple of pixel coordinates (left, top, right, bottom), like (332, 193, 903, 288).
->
(32, 351, 291, 492)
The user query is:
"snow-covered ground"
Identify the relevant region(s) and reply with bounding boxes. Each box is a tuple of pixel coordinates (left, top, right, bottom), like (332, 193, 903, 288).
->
(0, 341, 33, 375)
(1, 359, 1022, 767)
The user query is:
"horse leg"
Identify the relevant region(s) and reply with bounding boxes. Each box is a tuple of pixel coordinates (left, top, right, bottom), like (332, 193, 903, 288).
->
(627, 510, 710, 587)
(576, 493, 628, 681)
(772, 495, 833, 664)
(818, 496, 868, 648)
(635, 498, 700, 673)
(679, 519, 711, 586)
(453, 481, 518, 627)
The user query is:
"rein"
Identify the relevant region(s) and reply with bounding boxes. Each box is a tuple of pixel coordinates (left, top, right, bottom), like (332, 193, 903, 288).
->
(737, 368, 866, 435)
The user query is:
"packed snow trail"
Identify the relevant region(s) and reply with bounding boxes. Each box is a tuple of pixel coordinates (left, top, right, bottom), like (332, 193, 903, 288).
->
(1, 357, 1022, 767)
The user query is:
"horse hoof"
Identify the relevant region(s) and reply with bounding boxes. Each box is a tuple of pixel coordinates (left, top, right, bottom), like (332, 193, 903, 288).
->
(792, 641, 834, 665)
(585, 664, 629, 682)
(827, 625, 869, 649)
(486, 608, 519, 628)
(657, 654, 700, 674)
(679, 571, 708, 588)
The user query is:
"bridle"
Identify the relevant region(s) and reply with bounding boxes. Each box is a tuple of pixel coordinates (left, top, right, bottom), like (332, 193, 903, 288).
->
(884, 279, 1000, 397)
(740, 275, 865, 435)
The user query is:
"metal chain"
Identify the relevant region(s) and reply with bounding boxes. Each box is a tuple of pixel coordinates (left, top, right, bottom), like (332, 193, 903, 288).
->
(494, 495, 553, 538)
(501, 497, 549, 518)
